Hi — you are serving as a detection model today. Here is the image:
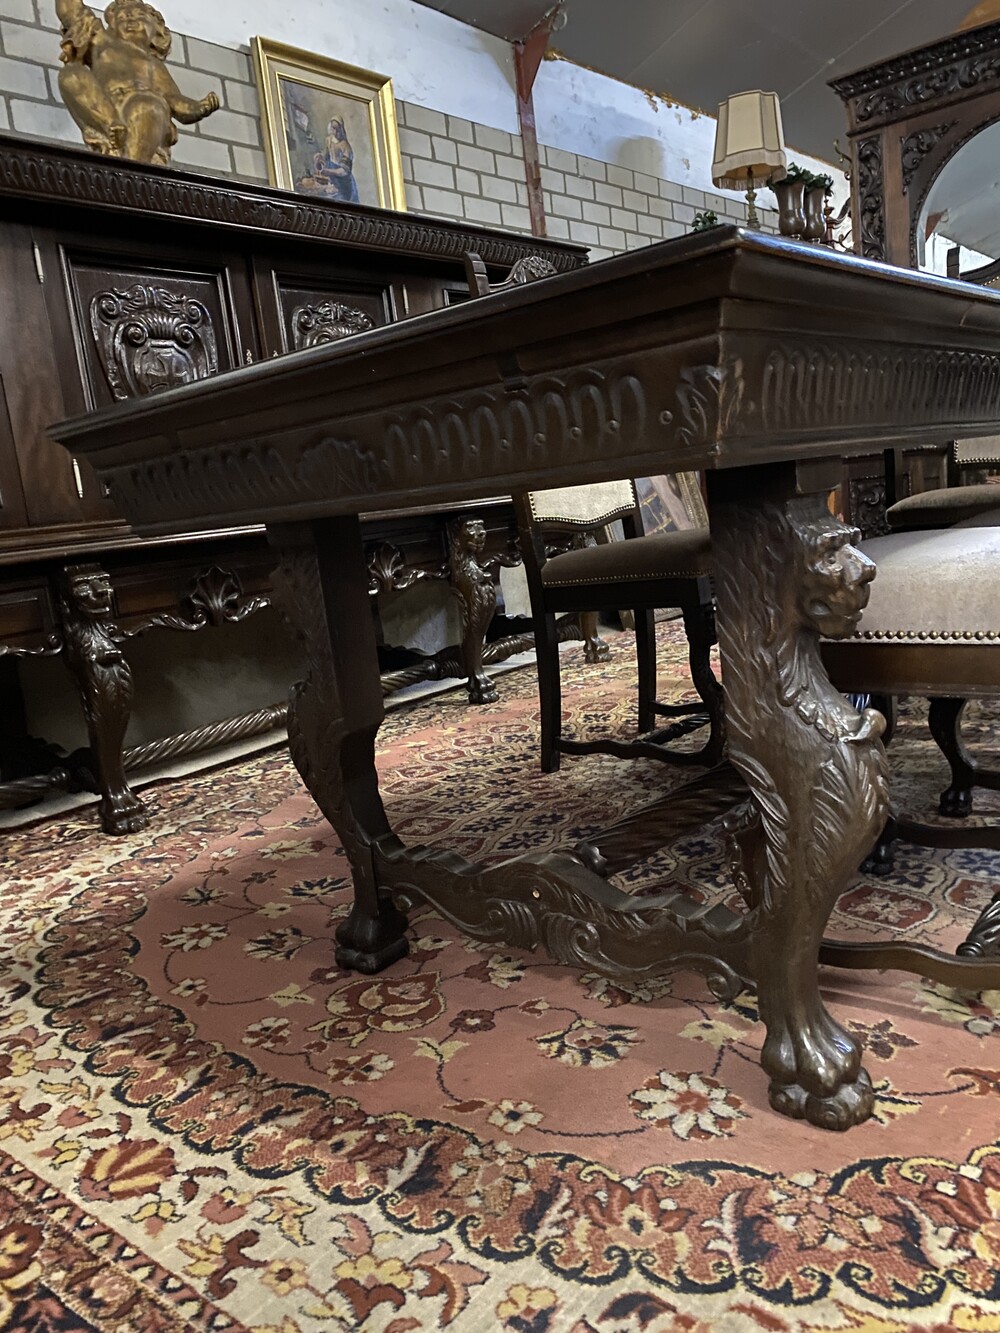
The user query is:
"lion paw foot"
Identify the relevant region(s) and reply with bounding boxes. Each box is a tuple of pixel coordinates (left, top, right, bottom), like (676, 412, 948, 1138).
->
(769, 1069, 874, 1130)
(467, 675, 498, 706)
(100, 790, 148, 836)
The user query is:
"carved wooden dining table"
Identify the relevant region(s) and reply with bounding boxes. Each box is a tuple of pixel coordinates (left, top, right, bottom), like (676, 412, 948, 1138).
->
(51, 226, 1000, 1132)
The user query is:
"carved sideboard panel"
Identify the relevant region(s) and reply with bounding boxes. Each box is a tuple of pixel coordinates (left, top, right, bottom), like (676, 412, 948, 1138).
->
(62, 257, 240, 409)
(90, 284, 219, 399)
(292, 301, 375, 350)
(273, 277, 390, 355)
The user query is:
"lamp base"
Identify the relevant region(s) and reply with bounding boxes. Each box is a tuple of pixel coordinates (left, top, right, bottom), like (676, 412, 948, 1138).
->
(745, 169, 761, 230)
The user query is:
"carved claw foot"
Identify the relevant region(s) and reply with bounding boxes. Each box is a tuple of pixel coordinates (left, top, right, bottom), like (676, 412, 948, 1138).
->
(763, 1009, 873, 1129)
(939, 784, 973, 818)
(466, 673, 498, 705)
(100, 788, 148, 836)
(335, 899, 409, 973)
(770, 1068, 874, 1130)
(957, 891, 1000, 959)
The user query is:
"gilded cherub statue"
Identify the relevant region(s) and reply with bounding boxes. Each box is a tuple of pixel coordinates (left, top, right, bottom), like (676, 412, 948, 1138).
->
(55, 0, 220, 165)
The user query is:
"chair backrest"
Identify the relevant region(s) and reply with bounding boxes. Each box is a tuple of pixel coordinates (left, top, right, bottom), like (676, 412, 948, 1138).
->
(526, 480, 639, 529)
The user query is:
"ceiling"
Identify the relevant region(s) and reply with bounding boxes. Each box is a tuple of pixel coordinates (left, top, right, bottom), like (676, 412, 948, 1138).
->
(414, 0, 979, 163)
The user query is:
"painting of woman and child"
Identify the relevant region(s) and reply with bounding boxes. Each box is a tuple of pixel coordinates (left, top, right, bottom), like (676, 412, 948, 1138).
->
(251, 38, 407, 212)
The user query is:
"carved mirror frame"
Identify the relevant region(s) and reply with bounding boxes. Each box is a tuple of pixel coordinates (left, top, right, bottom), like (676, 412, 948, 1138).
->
(830, 20, 1000, 267)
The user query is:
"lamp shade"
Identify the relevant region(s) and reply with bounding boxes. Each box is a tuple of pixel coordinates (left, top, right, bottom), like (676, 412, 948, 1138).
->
(711, 91, 786, 189)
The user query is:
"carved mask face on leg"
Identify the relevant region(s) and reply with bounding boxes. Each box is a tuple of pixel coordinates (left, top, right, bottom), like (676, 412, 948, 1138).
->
(799, 520, 875, 640)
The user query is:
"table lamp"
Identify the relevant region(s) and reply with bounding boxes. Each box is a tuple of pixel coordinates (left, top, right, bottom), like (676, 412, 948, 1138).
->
(711, 91, 786, 230)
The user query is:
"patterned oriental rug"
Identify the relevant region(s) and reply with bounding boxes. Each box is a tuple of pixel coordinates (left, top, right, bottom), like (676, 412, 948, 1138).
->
(4, 624, 1000, 1333)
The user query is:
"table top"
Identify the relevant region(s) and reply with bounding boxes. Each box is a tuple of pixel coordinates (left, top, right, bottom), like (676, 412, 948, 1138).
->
(51, 226, 1000, 535)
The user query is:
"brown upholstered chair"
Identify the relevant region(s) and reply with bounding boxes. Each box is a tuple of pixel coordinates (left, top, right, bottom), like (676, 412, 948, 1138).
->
(514, 480, 724, 772)
(462, 250, 724, 774)
(886, 439, 1000, 532)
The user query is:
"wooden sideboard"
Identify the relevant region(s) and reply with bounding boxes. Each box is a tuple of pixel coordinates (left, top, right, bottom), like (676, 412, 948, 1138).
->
(0, 133, 585, 833)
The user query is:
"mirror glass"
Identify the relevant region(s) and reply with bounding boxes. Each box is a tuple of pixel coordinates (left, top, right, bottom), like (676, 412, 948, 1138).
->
(916, 120, 1000, 275)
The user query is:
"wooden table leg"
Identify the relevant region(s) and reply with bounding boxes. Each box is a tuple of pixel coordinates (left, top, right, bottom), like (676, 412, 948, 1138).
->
(268, 517, 408, 974)
(709, 465, 889, 1131)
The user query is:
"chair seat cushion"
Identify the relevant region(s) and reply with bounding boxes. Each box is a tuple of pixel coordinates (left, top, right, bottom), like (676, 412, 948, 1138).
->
(886, 483, 1000, 529)
(840, 527, 1000, 643)
(541, 526, 711, 588)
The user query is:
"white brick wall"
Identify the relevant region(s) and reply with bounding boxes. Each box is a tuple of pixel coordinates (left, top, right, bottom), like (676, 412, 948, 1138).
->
(0, 6, 779, 253)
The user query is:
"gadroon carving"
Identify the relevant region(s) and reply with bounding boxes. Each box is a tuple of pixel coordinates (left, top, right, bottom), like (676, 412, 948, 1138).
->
(90, 283, 219, 399)
(291, 301, 375, 351)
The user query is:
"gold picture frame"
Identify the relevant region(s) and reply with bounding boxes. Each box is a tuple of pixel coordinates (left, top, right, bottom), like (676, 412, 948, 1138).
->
(251, 37, 406, 211)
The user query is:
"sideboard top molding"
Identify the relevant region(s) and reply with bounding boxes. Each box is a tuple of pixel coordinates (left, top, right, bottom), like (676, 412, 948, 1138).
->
(829, 19, 1000, 129)
(0, 133, 585, 271)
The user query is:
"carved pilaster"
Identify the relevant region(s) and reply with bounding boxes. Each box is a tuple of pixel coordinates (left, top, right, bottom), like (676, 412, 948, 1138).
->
(856, 137, 886, 261)
(58, 564, 147, 836)
(847, 475, 890, 539)
(710, 476, 889, 1129)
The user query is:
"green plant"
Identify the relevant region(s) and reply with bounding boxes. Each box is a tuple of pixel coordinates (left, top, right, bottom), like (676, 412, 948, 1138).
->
(691, 209, 719, 232)
(771, 163, 835, 196)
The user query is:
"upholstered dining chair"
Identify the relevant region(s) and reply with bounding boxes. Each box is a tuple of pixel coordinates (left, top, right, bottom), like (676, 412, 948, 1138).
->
(463, 250, 724, 774)
(884, 251, 1000, 532)
(513, 481, 724, 772)
(822, 524, 1000, 948)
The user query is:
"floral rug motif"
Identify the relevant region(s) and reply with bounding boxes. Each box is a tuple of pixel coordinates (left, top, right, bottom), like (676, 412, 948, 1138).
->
(4, 623, 1000, 1330)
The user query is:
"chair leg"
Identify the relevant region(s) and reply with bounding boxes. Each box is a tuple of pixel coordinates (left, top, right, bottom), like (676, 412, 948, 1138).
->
(682, 599, 726, 765)
(634, 609, 656, 734)
(928, 697, 974, 817)
(535, 611, 563, 773)
(861, 813, 898, 876)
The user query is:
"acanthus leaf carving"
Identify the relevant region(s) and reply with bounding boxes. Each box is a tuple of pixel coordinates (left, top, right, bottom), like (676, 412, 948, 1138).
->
(674, 360, 745, 452)
(367, 543, 447, 595)
(900, 122, 955, 193)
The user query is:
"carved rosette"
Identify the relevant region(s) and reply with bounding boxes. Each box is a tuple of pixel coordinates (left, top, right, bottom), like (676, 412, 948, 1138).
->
(91, 284, 218, 399)
(856, 137, 886, 262)
(900, 123, 954, 193)
(291, 301, 375, 350)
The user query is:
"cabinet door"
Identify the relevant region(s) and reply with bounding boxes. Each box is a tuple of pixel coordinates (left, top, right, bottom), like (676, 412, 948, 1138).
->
(251, 253, 397, 357)
(35, 228, 257, 523)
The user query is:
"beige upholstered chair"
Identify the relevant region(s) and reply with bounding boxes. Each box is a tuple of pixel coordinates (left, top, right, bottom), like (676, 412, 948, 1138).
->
(823, 524, 1000, 825)
(514, 479, 724, 772)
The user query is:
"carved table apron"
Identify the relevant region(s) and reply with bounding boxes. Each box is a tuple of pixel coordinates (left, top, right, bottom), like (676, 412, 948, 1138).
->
(51, 227, 1000, 1130)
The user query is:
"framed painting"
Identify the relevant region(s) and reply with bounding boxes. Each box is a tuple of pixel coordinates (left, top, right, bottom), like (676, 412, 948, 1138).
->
(635, 472, 708, 535)
(251, 37, 406, 211)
